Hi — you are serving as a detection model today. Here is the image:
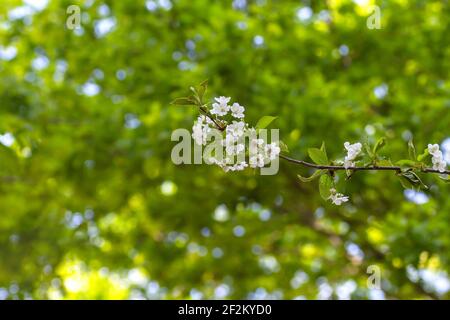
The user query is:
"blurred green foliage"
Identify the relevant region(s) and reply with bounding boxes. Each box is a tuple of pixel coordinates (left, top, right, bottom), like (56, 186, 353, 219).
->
(0, 0, 449, 299)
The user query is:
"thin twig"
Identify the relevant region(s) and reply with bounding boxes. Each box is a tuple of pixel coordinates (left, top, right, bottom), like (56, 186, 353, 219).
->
(279, 154, 450, 175)
(199, 107, 225, 131)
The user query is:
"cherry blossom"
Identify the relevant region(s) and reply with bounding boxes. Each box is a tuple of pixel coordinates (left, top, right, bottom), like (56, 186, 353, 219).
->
(328, 188, 349, 205)
(428, 144, 447, 173)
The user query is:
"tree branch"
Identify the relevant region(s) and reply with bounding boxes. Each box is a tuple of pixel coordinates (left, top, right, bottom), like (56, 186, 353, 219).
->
(279, 154, 450, 175)
(197, 103, 449, 176)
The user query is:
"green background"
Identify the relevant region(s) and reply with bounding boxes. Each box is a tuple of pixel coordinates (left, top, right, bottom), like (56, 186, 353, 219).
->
(0, 0, 449, 299)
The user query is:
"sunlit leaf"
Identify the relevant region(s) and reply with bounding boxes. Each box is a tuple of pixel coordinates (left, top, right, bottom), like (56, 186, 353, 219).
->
(298, 169, 325, 182)
(255, 116, 277, 130)
(319, 174, 333, 200)
(308, 148, 328, 165)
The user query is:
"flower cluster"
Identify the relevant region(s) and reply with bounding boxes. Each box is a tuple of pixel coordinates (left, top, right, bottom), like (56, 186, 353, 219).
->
(428, 144, 447, 173)
(328, 188, 349, 206)
(343, 142, 362, 168)
(192, 96, 280, 172)
(192, 115, 212, 146)
(176, 83, 450, 210)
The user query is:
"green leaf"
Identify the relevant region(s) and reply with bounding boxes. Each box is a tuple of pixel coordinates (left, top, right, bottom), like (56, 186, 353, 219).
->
(256, 116, 277, 130)
(170, 96, 197, 106)
(408, 139, 416, 160)
(409, 171, 428, 190)
(364, 141, 374, 158)
(373, 137, 386, 154)
(319, 174, 333, 200)
(197, 79, 208, 100)
(397, 169, 428, 190)
(308, 148, 328, 165)
(189, 87, 201, 103)
(298, 169, 325, 182)
(279, 140, 289, 153)
(397, 175, 413, 189)
(417, 149, 429, 162)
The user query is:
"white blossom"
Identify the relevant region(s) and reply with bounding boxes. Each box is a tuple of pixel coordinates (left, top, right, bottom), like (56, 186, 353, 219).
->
(433, 160, 447, 173)
(344, 142, 362, 159)
(221, 134, 234, 147)
(328, 188, 349, 206)
(343, 159, 355, 169)
(229, 161, 248, 171)
(226, 143, 245, 156)
(250, 138, 265, 154)
(221, 165, 231, 172)
(226, 121, 246, 138)
(428, 144, 446, 172)
(249, 154, 266, 168)
(192, 116, 209, 145)
(214, 96, 231, 106)
(265, 142, 280, 160)
(230, 102, 245, 119)
(211, 102, 229, 116)
(210, 157, 227, 169)
(218, 160, 248, 172)
(204, 116, 215, 125)
(344, 142, 362, 169)
(236, 143, 245, 154)
(210, 96, 231, 116)
(235, 161, 248, 170)
(428, 144, 440, 156)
